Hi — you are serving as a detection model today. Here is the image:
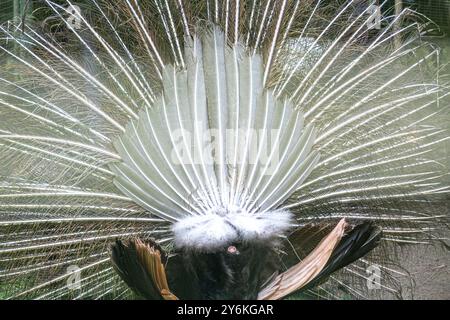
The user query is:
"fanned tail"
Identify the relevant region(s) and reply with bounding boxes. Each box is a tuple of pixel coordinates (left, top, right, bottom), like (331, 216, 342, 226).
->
(0, 0, 448, 299)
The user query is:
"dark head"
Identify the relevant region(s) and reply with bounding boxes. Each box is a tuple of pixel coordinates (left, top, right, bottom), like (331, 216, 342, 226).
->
(167, 209, 292, 299)
(111, 218, 382, 300)
(169, 240, 279, 299)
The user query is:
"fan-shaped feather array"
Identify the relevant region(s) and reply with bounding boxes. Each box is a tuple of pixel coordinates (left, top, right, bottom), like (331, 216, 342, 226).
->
(0, 0, 448, 299)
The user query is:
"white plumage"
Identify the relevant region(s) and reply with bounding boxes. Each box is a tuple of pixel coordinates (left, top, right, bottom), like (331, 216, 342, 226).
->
(111, 29, 318, 250)
(172, 208, 293, 250)
(0, 0, 448, 299)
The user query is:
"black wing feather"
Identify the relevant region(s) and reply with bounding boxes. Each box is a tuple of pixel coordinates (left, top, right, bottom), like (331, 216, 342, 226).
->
(300, 222, 382, 291)
(109, 239, 163, 299)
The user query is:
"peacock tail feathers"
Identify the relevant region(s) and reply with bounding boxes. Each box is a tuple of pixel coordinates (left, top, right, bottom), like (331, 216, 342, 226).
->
(111, 28, 318, 250)
(0, 0, 448, 299)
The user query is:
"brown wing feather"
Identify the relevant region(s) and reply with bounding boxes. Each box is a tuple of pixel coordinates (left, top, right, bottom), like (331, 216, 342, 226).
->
(110, 238, 178, 300)
(258, 218, 347, 300)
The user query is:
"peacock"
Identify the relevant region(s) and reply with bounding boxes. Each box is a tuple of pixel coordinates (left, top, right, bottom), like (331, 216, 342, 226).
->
(0, 0, 448, 300)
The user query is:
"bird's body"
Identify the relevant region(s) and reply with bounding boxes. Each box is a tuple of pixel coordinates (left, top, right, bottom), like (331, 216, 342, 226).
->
(0, 0, 448, 299)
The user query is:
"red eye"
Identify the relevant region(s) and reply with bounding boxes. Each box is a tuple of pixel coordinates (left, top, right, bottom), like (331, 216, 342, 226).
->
(227, 245, 239, 255)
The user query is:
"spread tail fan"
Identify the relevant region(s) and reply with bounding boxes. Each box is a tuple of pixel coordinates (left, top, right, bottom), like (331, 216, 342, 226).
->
(111, 28, 318, 250)
(0, 0, 448, 299)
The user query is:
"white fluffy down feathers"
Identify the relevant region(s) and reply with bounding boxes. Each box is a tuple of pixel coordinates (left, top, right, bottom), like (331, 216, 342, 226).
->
(172, 208, 294, 251)
(112, 29, 318, 251)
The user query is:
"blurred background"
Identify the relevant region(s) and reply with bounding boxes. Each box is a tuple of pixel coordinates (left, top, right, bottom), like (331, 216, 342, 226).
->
(0, 0, 448, 299)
